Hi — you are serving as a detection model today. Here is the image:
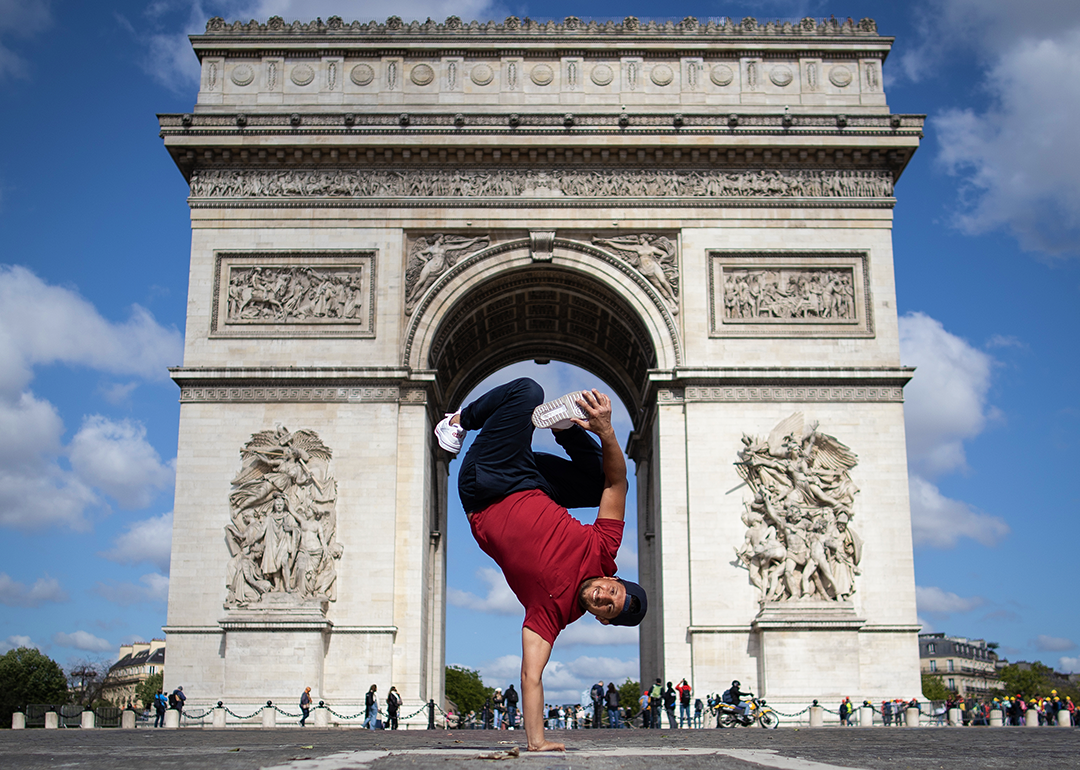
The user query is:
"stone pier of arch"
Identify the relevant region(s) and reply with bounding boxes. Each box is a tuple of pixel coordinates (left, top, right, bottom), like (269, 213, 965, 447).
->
(160, 14, 923, 716)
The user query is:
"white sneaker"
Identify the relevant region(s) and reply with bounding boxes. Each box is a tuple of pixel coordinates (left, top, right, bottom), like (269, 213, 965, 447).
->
(434, 413, 466, 453)
(531, 392, 587, 430)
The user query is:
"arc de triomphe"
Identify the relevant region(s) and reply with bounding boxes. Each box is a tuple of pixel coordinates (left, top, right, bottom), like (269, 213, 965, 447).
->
(161, 15, 923, 715)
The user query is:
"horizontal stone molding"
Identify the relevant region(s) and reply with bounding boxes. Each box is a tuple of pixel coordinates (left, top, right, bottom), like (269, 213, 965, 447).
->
(161, 113, 923, 132)
(178, 386, 419, 403)
(330, 626, 398, 634)
(218, 618, 333, 632)
(199, 15, 881, 39)
(170, 367, 433, 404)
(688, 386, 902, 402)
(190, 168, 894, 202)
(162, 625, 224, 634)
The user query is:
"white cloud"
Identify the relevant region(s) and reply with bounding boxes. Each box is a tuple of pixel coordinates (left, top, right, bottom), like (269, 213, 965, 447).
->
(557, 619, 638, 648)
(52, 630, 113, 653)
(908, 476, 1009, 548)
(0, 0, 52, 81)
(896, 0, 1080, 255)
(0, 265, 182, 531)
(0, 634, 37, 653)
(475, 653, 640, 704)
(69, 417, 175, 509)
(93, 573, 170, 606)
(447, 567, 520, 615)
(1059, 656, 1080, 673)
(899, 313, 1010, 548)
(0, 573, 68, 607)
(1032, 635, 1076, 652)
(915, 585, 985, 618)
(100, 511, 174, 573)
(899, 312, 996, 478)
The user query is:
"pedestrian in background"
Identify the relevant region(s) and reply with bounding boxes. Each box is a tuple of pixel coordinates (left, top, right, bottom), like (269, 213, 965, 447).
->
(299, 687, 312, 726)
(591, 680, 605, 728)
(153, 690, 167, 727)
(387, 686, 401, 730)
(605, 682, 621, 728)
(363, 684, 378, 729)
(504, 684, 519, 729)
(676, 679, 692, 728)
(663, 681, 678, 728)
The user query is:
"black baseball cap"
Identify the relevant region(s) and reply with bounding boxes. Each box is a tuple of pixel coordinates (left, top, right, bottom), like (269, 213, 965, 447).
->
(610, 578, 648, 627)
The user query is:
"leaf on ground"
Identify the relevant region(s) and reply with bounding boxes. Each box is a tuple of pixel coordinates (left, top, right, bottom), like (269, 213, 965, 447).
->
(228, 748, 241, 752)
(474, 748, 520, 760)
(300, 745, 314, 749)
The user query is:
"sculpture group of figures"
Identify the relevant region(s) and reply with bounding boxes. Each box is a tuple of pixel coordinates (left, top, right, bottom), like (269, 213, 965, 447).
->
(224, 428, 343, 609)
(190, 168, 894, 200)
(226, 266, 365, 323)
(734, 413, 863, 603)
(724, 269, 854, 321)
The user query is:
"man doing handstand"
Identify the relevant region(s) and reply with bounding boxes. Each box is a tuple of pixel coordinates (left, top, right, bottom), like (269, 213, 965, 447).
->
(435, 378, 647, 752)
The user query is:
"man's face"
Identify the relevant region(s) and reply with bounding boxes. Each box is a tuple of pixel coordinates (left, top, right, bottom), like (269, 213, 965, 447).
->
(579, 577, 626, 624)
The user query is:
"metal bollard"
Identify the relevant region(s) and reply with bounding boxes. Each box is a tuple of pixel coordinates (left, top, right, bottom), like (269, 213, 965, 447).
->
(212, 705, 227, 729)
(1058, 710, 1071, 727)
(428, 699, 435, 729)
(314, 705, 329, 727)
(989, 709, 1003, 727)
(948, 708, 962, 726)
(81, 711, 95, 729)
(122, 710, 136, 729)
(808, 706, 823, 728)
(1025, 709, 1038, 727)
(904, 707, 919, 727)
(261, 703, 276, 728)
(164, 709, 180, 728)
(859, 706, 873, 727)
(45, 712, 59, 729)
(12, 712, 25, 729)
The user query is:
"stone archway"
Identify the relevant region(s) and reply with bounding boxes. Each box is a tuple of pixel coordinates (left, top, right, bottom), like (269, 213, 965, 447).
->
(162, 14, 923, 720)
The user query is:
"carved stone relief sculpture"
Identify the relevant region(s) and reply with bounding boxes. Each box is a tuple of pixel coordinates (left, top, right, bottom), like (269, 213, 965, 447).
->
(226, 265, 366, 323)
(723, 268, 855, 322)
(733, 413, 862, 603)
(591, 234, 679, 313)
(189, 168, 895, 200)
(225, 428, 343, 610)
(404, 234, 491, 313)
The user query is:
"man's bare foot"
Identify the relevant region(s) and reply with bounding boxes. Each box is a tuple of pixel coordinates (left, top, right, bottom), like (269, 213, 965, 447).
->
(527, 740, 566, 752)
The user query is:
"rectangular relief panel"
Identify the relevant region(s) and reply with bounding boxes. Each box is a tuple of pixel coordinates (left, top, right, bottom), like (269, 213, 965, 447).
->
(211, 251, 376, 338)
(708, 251, 873, 337)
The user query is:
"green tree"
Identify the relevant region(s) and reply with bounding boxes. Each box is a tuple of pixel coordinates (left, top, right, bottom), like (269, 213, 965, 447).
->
(0, 648, 69, 727)
(617, 678, 641, 715)
(135, 673, 163, 710)
(921, 673, 955, 702)
(998, 662, 1052, 698)
(444, 665, 493, 719)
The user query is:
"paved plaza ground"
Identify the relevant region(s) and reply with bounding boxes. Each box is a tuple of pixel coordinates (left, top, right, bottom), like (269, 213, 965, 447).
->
(1, 727, 1076, 770)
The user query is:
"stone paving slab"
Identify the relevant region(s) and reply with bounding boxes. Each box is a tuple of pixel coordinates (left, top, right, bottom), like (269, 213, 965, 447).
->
(1, 727, 1076, 770)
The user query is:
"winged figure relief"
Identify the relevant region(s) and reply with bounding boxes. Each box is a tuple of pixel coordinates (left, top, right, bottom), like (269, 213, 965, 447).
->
(734, 413, 862, 603)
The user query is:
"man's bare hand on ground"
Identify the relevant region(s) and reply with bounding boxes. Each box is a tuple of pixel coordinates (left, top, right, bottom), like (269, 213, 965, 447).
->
(527, 739, 566, 752)
(570, 389, 614, 439)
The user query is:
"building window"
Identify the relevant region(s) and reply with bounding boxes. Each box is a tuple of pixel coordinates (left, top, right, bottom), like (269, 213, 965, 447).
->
(149, 666, 156, 674)
(948, 679, 956, 690)
(948, 660, 955, 672)
(929, 661, 937, 672)
(927, 643, 935, 654)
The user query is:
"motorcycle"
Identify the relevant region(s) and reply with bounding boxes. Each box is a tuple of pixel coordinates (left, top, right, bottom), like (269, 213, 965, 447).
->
(713, 696, 779, 728)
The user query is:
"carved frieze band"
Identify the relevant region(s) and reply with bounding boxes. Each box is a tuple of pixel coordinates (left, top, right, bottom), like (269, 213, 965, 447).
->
(178, 386, 427, 403)
(685, 386, 903, 402)
(708, 252, 874, 338)
(212, 251, 376, 338)
(190, 168, 894, 201)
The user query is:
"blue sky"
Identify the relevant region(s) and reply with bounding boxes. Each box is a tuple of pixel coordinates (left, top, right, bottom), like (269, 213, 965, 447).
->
(1, 0, 1078, 705)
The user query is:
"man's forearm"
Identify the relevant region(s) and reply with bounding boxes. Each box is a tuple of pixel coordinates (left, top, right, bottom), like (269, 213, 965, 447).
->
(522, 669, 546, 747)
(598, 428, 627, 490)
